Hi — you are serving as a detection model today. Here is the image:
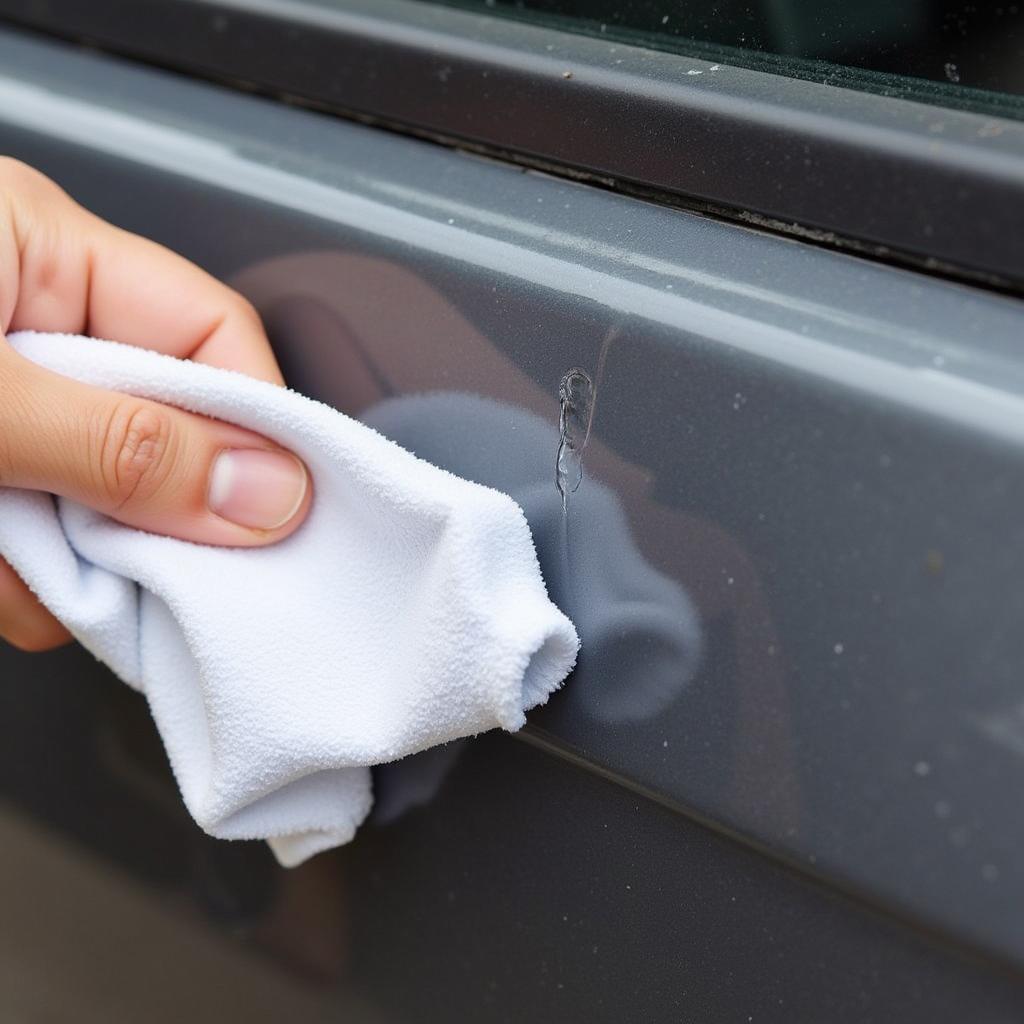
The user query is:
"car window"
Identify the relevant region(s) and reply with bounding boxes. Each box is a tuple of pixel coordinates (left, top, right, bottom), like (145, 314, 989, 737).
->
(417, 0, 1024, 118)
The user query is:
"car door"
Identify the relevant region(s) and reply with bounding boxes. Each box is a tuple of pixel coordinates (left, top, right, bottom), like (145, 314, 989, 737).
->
(0, 1, 1023, 1021)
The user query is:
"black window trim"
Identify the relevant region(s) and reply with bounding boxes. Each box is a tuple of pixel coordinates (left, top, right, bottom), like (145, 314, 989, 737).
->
(2, 0, 1024, 291)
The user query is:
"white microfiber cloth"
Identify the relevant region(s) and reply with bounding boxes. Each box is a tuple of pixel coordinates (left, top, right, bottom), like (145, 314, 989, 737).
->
(0, 332, 579, 866)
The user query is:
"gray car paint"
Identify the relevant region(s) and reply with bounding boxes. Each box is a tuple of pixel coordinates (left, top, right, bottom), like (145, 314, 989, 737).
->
(0, 26, 1023, 1021)
(3, 0, 1023, 286)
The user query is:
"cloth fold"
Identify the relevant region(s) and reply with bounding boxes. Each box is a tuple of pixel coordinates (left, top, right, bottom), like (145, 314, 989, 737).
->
(0, 332, 578, 866)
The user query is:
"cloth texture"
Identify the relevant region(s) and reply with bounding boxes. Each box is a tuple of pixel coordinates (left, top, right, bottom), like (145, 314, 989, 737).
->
(0, 332, 578, 866)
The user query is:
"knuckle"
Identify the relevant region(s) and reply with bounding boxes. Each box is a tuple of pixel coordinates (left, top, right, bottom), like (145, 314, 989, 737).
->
(0, 157, 54, 201)
(97, 400, 177, 511)
(0, 156, 32, 187)
(232, 294, 263, 329)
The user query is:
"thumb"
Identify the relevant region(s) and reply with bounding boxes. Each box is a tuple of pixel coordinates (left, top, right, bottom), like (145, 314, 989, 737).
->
(0, 347, 311, 546)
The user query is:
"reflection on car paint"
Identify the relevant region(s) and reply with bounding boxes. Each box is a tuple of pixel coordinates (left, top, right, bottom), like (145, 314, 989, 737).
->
(239, 249, 799, 844)
(364, 390, 702, 725)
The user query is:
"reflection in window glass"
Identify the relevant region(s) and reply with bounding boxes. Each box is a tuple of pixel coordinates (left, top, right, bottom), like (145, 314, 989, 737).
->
(424, 0, 1024, 119)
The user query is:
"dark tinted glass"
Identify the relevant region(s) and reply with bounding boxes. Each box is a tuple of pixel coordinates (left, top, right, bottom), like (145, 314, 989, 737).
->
(429, 0, 1024, 119)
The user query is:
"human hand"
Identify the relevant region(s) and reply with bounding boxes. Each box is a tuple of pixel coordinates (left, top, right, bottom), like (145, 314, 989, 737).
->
(0, 158, 311, 651)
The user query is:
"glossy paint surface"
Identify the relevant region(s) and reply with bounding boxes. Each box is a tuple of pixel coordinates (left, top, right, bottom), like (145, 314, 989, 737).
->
(1, 27, 1024, 1020)
(3, 0, 1024, 284)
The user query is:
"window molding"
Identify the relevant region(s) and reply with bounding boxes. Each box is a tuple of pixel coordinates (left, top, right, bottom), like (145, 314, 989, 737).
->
(2, 0, 1024, 289)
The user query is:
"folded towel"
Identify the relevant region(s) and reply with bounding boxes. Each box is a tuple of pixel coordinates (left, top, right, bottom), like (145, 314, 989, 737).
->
(365, 392, 701, 724)
(0, 332, 579, 866)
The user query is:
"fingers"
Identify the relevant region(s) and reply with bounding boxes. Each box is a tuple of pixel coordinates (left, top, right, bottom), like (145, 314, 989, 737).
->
(0, 556, 71, 652)
(0, 157, 283, 383)
(0, 347, 311, 546)
(0, 160, 310, 654)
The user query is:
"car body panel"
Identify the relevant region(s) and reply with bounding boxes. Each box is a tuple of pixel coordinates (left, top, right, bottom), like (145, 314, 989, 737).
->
(1, 26, 1023, 1021)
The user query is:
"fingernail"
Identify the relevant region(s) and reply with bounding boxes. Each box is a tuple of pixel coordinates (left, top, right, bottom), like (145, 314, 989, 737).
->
(208, 449, 308, 531)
